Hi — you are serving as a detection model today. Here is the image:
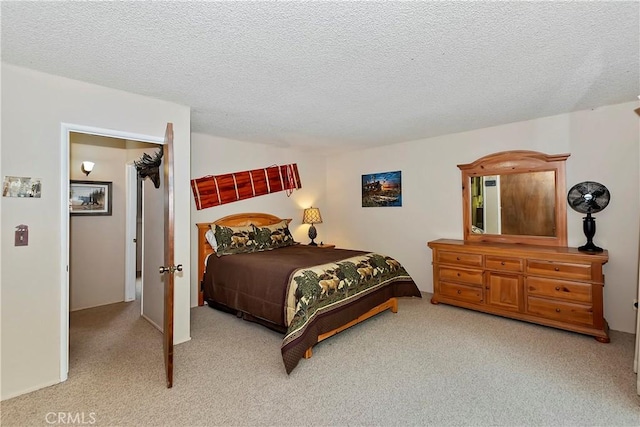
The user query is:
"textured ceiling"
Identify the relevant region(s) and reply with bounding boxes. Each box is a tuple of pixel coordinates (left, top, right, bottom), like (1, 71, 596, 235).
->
(2, 2, 638, 153)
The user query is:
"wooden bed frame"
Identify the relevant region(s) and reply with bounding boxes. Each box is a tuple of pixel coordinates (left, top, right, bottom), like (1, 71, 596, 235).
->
(196, 212, 398, 359)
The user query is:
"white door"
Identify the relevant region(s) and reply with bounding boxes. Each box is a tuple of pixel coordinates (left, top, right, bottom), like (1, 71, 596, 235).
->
(141, 150, 165, 330)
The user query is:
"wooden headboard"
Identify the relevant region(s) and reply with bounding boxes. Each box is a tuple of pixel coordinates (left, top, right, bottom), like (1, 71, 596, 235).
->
(196, 213, 292, 306)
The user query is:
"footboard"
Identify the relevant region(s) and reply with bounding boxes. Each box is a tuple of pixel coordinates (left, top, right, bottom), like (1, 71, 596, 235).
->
(303, 297, 398, 358)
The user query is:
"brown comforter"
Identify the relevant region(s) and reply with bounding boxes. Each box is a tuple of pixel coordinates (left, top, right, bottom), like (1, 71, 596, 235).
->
(203, 245, 421, 373)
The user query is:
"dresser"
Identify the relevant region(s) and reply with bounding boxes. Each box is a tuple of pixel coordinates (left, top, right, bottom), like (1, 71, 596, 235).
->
(427, 239, 610, 342)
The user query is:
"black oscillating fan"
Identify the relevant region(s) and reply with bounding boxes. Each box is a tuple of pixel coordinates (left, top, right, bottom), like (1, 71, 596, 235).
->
(567, 181, 610, 252)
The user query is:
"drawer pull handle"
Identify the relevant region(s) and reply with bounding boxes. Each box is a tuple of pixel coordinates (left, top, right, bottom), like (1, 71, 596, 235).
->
(456, 257, 460, 261)
(457, 290, 462, 294)
(555, 287, 561, 291)
(555, 308, 561, 313)
(457, 273, 461, 277)
(554, 267, 560, 271)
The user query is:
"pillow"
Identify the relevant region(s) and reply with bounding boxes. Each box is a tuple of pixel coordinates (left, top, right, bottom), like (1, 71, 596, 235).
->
(205, 228, 218, 252)
(212, 224, 257, 256)
(252, 220, 295, 251)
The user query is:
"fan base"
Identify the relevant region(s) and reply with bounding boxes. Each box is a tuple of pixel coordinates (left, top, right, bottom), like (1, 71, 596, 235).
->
(578, 242, 603, 253)
(578, 213, 603, 253)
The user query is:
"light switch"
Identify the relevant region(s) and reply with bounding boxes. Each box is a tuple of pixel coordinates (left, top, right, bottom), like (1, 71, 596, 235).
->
(15, 224, 28, 246)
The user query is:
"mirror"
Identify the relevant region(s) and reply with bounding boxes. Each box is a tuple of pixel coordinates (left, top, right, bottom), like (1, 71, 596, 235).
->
(471, 172, 556, 236)
(459, 151, 569, 246)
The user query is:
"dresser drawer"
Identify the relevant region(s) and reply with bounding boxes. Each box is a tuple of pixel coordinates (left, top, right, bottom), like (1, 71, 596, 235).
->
(526, 296, 593, 326)
(526, 277, 592, 303)
(438, 251, 483, 267)
(440, 282, 484, 303)
(439, 267, 483, 285)
(486, 256, 523, 272)
(526, 259, 592, 281)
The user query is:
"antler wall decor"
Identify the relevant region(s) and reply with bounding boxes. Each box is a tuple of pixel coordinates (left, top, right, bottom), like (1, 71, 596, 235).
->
(134, 149, 163, 188)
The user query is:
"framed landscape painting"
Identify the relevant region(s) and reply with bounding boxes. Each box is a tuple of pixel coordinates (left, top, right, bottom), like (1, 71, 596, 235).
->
(362, 171, 402, 207)
(70, 180, 112, 216)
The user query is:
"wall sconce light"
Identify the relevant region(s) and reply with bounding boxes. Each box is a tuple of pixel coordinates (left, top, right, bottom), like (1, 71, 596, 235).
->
(302, 207, 323, 246)
(81, 161, 95, 176)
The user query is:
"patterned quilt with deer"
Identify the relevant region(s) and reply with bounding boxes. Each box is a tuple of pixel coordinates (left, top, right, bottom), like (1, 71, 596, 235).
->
(282, 252, 413, 353)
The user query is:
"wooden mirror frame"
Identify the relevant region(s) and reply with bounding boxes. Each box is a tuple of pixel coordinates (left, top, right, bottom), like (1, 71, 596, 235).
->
(458, 150, 570, 247)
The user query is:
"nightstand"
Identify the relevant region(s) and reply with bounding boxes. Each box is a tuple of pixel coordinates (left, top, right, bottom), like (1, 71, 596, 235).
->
(316, 243, 335, 249)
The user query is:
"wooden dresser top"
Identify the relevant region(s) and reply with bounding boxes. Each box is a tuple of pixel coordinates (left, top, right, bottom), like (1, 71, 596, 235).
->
(427, 238, 608, 263)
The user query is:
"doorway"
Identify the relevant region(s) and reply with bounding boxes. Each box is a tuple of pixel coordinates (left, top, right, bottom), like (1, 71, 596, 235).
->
(69, 133, 162, 310)
(61, 124, 164, 382)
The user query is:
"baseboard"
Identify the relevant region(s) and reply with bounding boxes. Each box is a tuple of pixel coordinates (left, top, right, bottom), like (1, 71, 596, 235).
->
(141, 314, 162, 332)
(1, 378, 61, 401)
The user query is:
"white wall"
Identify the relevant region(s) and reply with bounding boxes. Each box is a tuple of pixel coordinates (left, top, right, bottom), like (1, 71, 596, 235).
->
(1, 64, 191, 400)
(70, 137, 128, 311)
(326, 101, 639, 334)
(190, 133, 327, 307)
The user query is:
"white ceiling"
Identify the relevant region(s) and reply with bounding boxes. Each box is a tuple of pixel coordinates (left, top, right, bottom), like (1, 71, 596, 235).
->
(2, 1, 638, 153)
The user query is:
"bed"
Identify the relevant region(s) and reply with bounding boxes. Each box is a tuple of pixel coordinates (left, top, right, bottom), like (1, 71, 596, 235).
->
(197, 213, 421, 373)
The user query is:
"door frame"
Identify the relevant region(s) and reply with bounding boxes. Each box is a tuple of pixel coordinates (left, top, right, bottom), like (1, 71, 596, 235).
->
(60, 123, 164, 382)
(125, 163, 138, 303)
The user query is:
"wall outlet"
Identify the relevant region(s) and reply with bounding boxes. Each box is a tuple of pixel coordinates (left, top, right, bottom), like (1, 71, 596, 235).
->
(15, 225, 28, 246)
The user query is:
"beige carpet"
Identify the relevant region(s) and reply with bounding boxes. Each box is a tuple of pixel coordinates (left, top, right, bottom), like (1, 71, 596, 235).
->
(2, 294, 639, 426)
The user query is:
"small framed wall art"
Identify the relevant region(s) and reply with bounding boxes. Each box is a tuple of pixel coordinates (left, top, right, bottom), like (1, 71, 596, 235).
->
(69, 180, 112, 216)
(2, 176, 42, 198)
(361, 170, 402, 207)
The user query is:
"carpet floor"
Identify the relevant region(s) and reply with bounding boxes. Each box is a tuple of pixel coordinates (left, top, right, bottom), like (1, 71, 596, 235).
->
(2, 294, 639, 426)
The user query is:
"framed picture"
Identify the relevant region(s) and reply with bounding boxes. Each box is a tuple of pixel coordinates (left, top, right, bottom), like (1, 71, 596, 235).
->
(70, 180, 112, 216)
(362, 171, 402, 207)
(2, 176, 42, 198)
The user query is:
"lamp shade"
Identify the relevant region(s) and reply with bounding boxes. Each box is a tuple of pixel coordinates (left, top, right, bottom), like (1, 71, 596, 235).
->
(302, 207, 322, 224)
(81, 161, 95, 175)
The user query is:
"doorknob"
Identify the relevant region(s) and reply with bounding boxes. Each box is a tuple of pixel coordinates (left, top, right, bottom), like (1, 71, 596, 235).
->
(159, 264, 183, 274)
